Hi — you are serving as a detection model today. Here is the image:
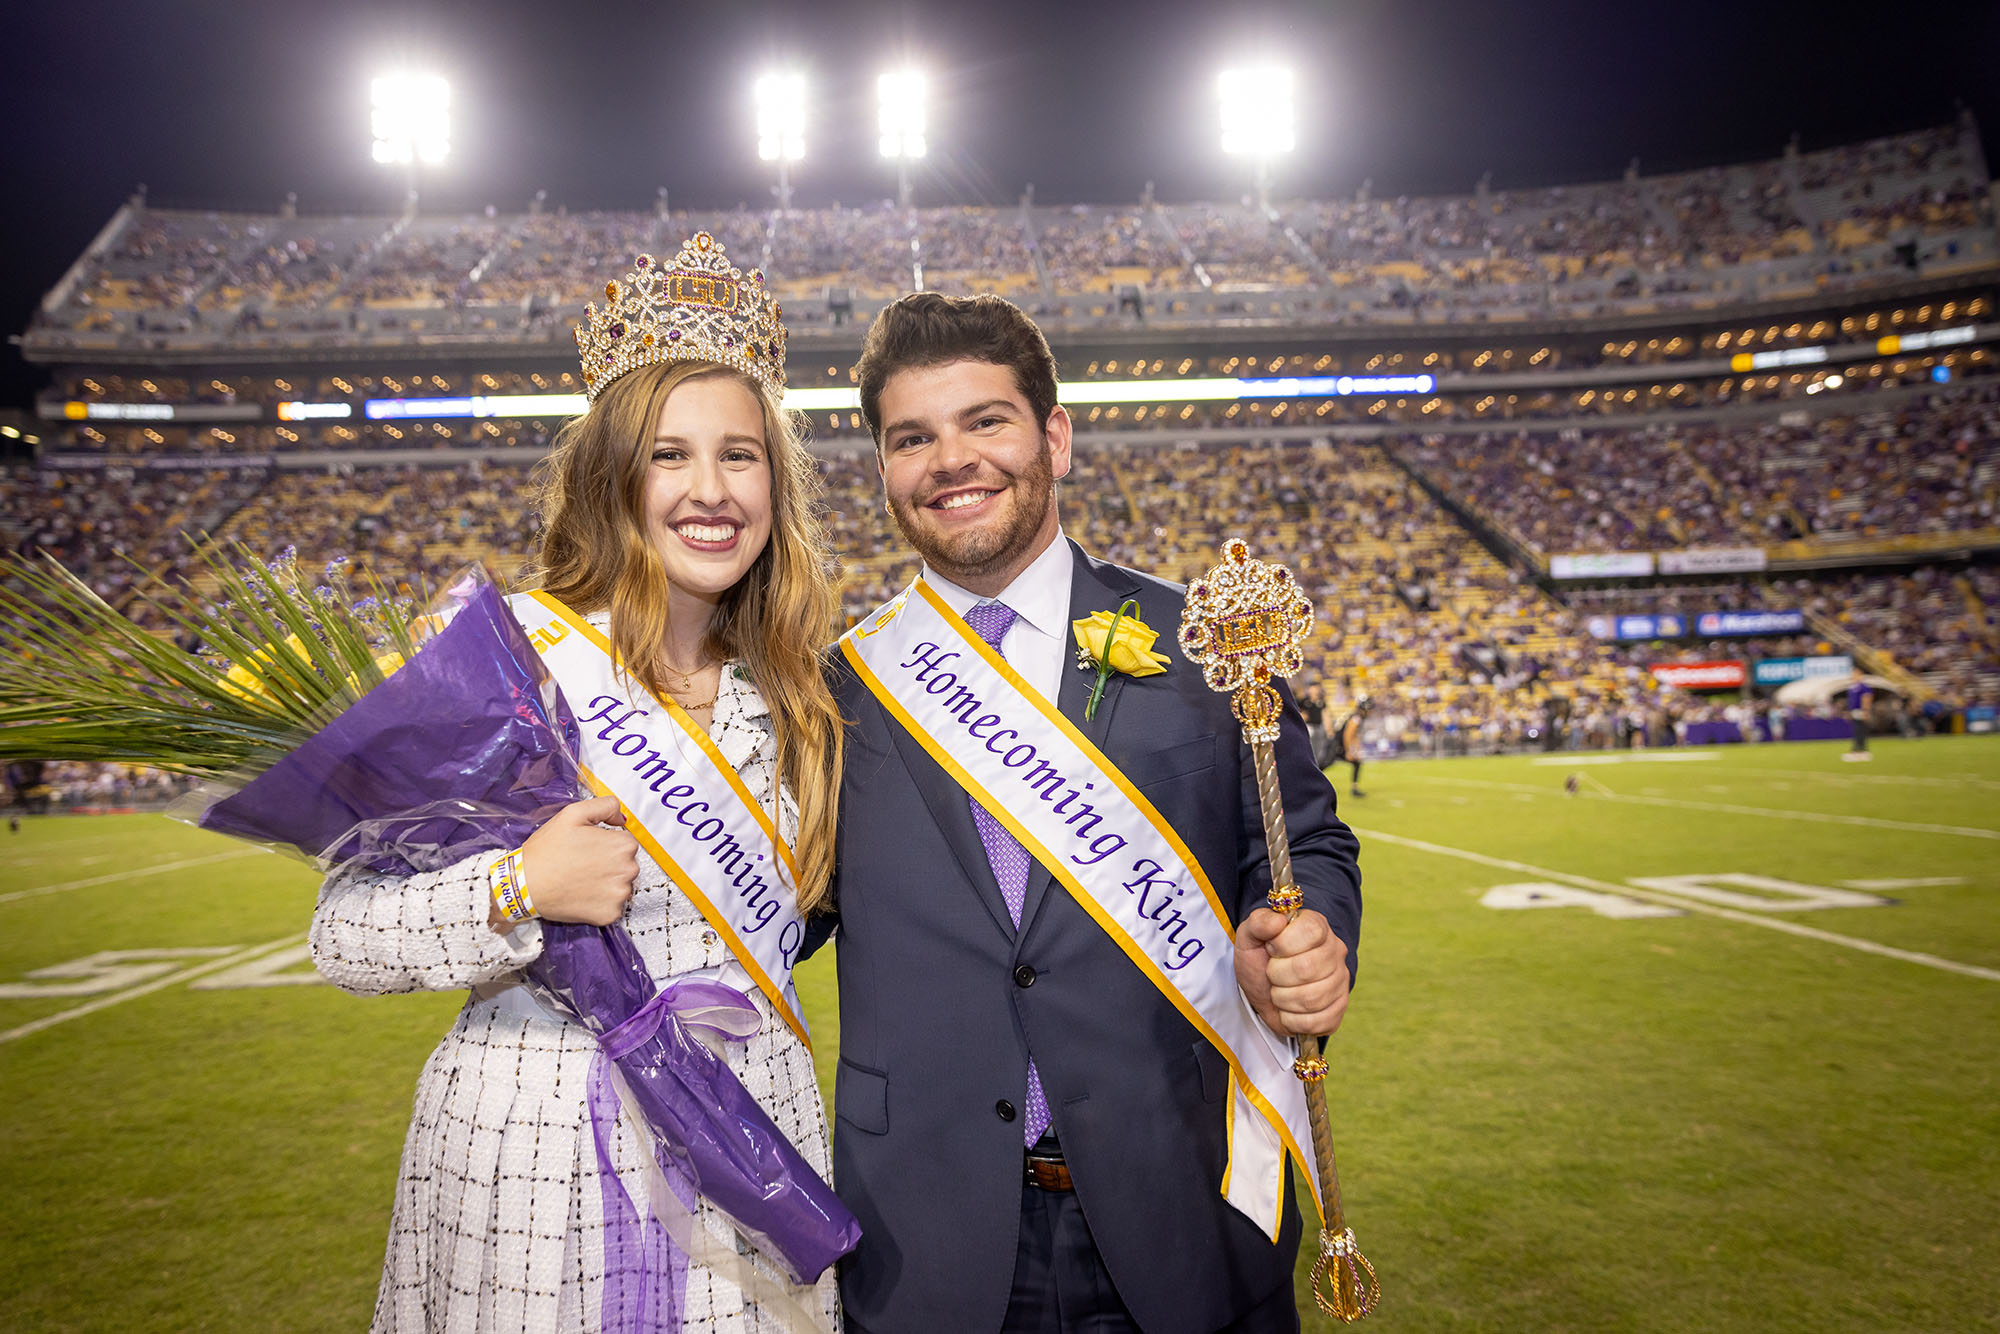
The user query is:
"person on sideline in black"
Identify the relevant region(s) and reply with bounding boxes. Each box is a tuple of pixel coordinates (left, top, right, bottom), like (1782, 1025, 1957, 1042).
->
(1299, 682, 1331, 769)
(1333, 696, 1370, 797)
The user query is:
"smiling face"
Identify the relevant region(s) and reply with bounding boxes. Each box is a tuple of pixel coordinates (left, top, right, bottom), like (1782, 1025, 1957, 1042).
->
(642, 372, 774, 619)
(877, 358, 1072, 596)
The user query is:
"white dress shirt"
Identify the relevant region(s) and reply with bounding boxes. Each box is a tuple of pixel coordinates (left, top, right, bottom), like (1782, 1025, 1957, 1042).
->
(921, 530, 1075, 703)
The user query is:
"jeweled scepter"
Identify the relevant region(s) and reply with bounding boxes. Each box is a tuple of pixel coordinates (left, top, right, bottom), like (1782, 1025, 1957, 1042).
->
(1181, 538, 1379, 1323)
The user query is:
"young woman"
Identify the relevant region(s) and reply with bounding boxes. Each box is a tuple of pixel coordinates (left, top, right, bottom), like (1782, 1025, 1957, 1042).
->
(309, 235, 845, 1333)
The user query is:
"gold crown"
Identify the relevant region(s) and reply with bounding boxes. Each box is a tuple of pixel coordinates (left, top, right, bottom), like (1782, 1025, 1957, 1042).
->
(574, 232, 787, 402)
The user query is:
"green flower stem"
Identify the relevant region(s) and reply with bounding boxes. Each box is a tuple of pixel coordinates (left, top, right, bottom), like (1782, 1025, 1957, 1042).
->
(1084, 598, 1140, 721)
(0, 541, 435, 777)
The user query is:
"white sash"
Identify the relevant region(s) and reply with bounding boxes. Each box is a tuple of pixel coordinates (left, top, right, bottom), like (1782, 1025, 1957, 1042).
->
(839, 578, 1317, 1239)
(510, 591, 809, 1047)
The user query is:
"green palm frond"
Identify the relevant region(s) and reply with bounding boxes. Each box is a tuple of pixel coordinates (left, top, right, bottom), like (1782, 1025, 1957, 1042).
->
(0, 542, 428, 776)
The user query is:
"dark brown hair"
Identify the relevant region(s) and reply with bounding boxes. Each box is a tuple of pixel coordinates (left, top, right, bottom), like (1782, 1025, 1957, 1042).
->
(854, 292, 1060, 445)
(530, 360, 844, 912)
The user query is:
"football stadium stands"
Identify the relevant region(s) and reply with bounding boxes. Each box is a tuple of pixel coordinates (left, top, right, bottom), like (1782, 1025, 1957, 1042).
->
(24, 122, 1994, 351)
(1393, 382, 2000, 554)
(7, 119, 2000, 802)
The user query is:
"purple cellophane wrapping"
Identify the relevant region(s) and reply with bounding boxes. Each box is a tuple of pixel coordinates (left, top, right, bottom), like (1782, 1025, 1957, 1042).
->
(198, 579, 858, 1284)
(199, 582, 578, 874)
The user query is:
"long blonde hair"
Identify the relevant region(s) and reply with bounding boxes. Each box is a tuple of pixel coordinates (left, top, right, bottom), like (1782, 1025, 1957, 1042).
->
(532, 361, 843, 913)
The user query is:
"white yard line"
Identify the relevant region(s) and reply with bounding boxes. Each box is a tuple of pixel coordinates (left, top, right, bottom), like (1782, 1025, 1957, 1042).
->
(1404, 774, 2000, 841)
(0, 936, 304, 1045)
(1842, 877, 1968, 890)
(0, 848, 269, 906)
(1744, 767, 2000, 793)
(1352, 826, 2000, 983)
(1527, 752, 1722, 766)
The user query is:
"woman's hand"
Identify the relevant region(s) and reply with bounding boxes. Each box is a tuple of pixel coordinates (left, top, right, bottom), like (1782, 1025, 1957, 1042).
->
(499, 795, 640, 930)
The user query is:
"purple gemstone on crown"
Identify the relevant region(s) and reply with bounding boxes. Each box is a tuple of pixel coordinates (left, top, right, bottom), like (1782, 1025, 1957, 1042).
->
(634, 255, 651, 268)
(722, 335, 734, 345)
(603, 352, 616, 365)
(608, 321, 625, 340)
(666, 328, 681, 341)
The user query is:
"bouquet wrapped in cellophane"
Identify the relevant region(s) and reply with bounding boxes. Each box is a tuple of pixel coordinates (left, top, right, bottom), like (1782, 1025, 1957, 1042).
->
(0, 546, 859, 1306)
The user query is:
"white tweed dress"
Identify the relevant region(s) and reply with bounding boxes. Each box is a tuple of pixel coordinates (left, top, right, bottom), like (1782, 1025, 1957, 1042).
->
(310, 657, 842, 1334)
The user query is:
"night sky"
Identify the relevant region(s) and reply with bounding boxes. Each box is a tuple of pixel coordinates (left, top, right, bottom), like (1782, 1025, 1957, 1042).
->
(5, 0, 1996, 408)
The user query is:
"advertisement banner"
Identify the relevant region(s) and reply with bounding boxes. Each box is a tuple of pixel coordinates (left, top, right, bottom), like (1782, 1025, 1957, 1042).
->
(1752, 655, 1853, 686)
(1651, 660, 1747, 689)
(1586, 614, 1687, 641)
(38, 452, 276, 471)
(1657, 547, 1768, 575)
(1695, 610, 1806, 637)
(1551, 552, 1656, 579)
(46, 401, 264, 423)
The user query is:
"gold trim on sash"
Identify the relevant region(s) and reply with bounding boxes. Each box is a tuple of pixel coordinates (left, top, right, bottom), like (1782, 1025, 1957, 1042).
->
(840, 578, 1316, 1231)
(525, 591, 810, 1049)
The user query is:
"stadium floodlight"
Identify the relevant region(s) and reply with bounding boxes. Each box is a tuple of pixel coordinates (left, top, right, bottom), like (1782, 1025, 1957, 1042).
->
(1218, 64, 1295, 205)
(877, 69, 927, 208)
(756, 72, 806, 212)
(756, 73, 806, 162)
(370, 73, 451, 168)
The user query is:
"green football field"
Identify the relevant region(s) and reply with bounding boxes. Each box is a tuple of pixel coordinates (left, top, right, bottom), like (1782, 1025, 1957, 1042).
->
(4, 736, 1996, 1332)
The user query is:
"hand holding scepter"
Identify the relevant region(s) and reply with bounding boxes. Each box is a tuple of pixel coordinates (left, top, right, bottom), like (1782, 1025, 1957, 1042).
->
(1181, 538, 1379, 1323)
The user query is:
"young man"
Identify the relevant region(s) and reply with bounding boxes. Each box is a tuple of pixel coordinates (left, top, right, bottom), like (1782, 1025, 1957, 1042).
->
(808, 293, 1362, 1333)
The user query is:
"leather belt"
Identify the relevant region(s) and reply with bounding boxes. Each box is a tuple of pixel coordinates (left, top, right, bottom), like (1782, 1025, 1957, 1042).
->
(1024, 1150, 1074, 1192)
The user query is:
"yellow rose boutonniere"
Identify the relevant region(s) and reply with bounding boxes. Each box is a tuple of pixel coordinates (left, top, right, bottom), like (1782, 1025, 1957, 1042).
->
(1071, 599, 1170, 720)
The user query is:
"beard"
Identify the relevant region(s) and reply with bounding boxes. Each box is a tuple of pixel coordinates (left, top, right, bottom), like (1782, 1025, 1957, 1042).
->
(887, 441, 1057, 586)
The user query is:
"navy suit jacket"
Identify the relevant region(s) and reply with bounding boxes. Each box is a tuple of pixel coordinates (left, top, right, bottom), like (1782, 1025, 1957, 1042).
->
(806, 542, 1362, 1333)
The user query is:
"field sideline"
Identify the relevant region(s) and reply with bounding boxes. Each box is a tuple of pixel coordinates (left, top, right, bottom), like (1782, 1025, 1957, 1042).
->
(3, 736, 1996, 1331)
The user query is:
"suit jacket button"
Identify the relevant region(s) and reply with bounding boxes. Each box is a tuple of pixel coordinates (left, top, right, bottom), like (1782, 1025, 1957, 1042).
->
(1013, 964, 1036, 988)
(995, 1099, 1017, 1122)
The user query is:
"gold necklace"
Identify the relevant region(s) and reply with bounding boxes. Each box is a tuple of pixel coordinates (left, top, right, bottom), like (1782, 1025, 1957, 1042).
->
(663, 658, 718, 712)
(662, 656, 715, 693)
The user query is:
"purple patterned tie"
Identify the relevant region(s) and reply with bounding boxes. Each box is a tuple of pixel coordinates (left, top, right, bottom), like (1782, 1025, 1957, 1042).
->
(963, 601, 1052, 1147)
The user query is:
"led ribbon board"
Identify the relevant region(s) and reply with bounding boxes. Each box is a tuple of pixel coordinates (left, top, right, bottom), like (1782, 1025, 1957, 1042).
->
(363, 374, 1439, 421)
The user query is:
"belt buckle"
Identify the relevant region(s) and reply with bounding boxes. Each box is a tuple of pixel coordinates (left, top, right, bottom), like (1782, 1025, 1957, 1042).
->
(1024, 1151, 1073, 1192)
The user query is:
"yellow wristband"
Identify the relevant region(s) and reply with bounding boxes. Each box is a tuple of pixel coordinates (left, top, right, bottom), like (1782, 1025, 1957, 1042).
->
(488, 849, 535, 924)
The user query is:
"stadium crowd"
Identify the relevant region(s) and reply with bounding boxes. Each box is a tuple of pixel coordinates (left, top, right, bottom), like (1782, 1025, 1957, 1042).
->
(7, 426, 1997, 809)
(0, 466, 270, 611)
(41, 124, 1991, 343)
(1396, 382, 2000, 554)
(10, 118, 1998, 805)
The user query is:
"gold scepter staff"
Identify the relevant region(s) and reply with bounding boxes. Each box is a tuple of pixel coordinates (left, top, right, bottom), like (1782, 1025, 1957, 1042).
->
(1180, 538, 1379, 1323)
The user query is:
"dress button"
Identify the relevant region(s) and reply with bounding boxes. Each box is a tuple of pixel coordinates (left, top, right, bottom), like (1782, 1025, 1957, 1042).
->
(995, 1099, 1017, 1122)
(1013, 964, 1036, 988)
(701, 931, 719, 947)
